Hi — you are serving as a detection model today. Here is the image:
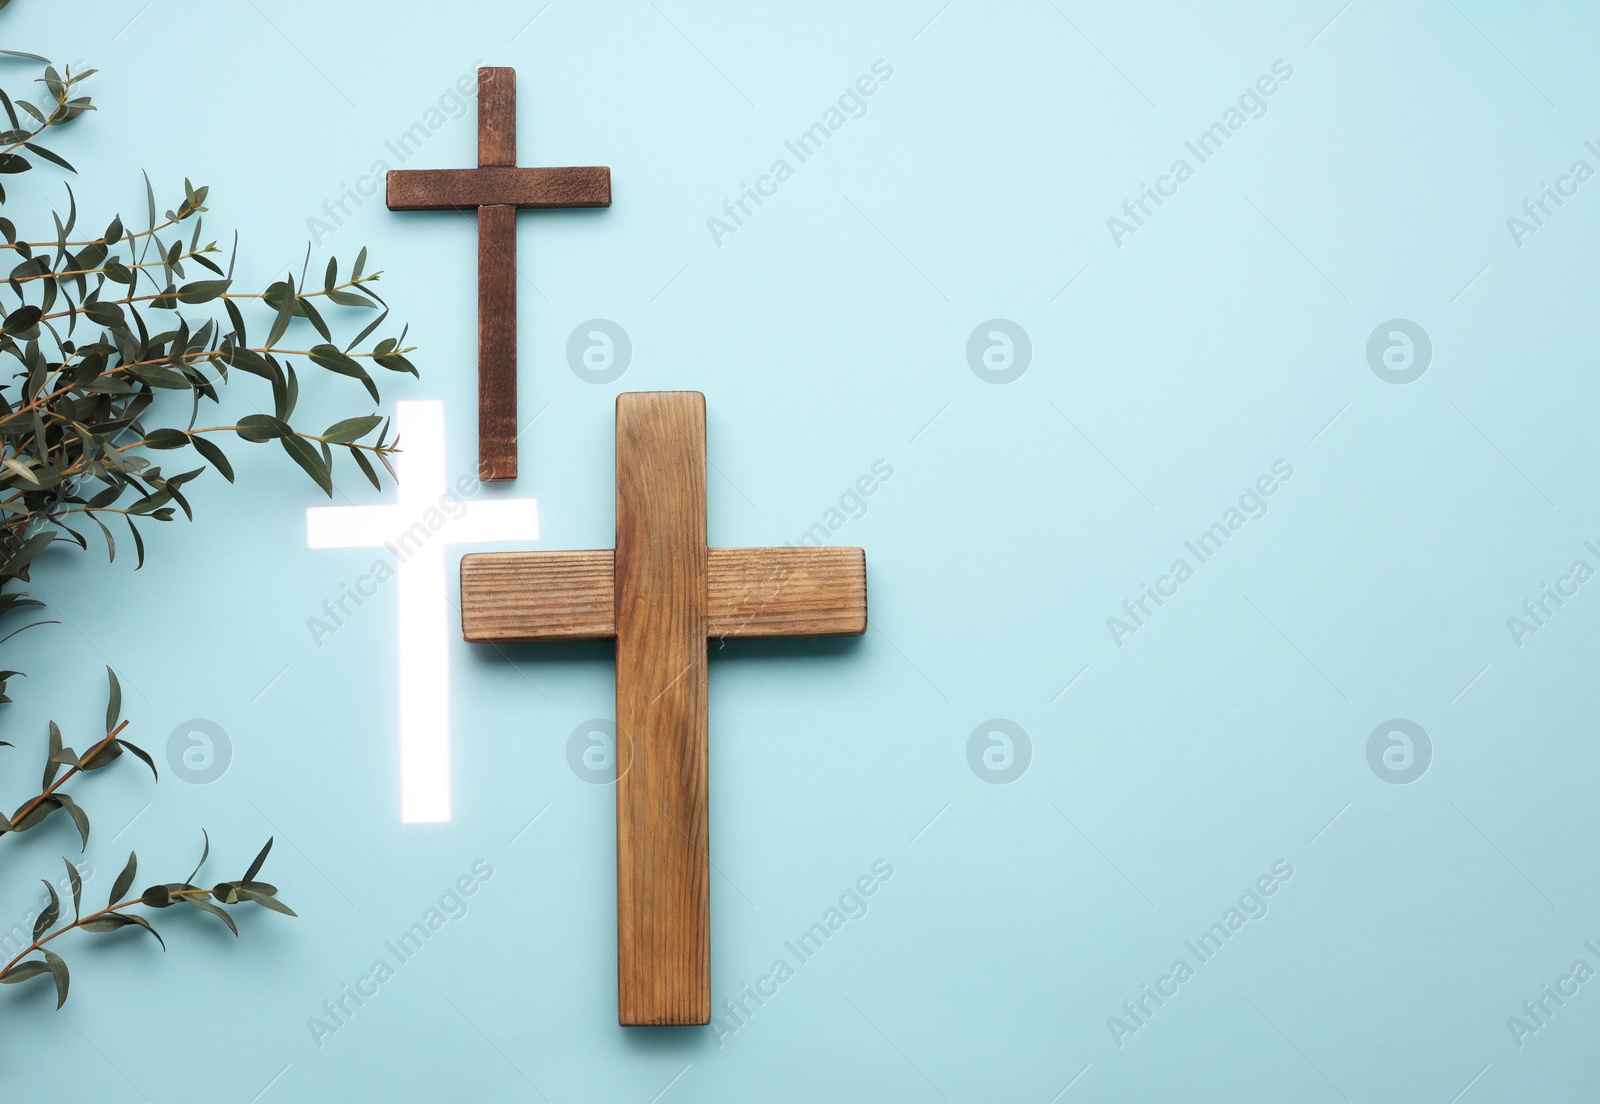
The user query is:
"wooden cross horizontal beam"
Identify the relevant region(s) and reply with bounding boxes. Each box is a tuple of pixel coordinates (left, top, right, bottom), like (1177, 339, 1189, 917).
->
(386, 166, 611, 211)
(461, 546, 867, 641)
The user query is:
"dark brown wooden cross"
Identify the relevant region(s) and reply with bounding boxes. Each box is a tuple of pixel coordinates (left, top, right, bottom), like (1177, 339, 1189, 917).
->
(386, 66, 610, 482)
(460, 392, 867, 1025)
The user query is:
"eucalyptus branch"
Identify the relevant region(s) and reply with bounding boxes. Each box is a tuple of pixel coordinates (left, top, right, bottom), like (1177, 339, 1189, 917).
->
(0, 837, 294, 1008)
(31, 271, 385, 322)
(11, 243, 217, 284)
(0, 669, 154, 850)
(8, 720, 128, 830)
(0, 215, 180, 251)
(0, 23, 412, 1012)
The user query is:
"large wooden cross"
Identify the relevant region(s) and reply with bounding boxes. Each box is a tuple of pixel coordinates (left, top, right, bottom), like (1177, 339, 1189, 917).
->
(460, 392, 867, 1025)
(387, 66, 611, 482)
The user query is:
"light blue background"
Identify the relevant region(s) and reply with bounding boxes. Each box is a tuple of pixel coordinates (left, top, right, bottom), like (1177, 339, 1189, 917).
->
(2, 0, 1597, 1099)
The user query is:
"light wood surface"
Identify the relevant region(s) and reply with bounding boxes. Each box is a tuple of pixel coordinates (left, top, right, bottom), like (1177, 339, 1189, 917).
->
(614, 392, 710, 1026)
(461, 547, 867, 641)
(457, 392, 868, 1026)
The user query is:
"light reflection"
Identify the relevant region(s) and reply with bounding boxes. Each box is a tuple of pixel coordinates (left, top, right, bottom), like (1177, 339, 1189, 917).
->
(306, 400, 539, 823)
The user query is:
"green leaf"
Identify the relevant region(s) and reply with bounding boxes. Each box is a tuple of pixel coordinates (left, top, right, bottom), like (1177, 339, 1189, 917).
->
(84, 298, 124, 324)
(2, 456, 38, 486)
(122, 913, 165, 951)
(10, 794, 60, 831)
(182, 897, 239, 936)
(33, 879, 60, 941)
(0, 960, 49, 984)
(120, 739, 157, 780)
(235, 413, 291, 443)
(2, 529, 55, 578)
(104, 666, 121, 732)
(43, 720, 62, 788)
(109, 851, 136, 906)
(41, 949, 67, 1008)
(78, 741, 122, 771)
(127, 364, 190, 389)
(55, 790, 88, 851)
(2, 307, 40, 341)
(185, 829, 211, 885)
(23, 141, 72, 173)
(237, 887, 297, 917)
(265, 277, 295, 347)
(188, 433, 234, 482)
(322, 415, 381, 445)
(79, 914, 134, 932)
(280, 435, 332, 496)
(176, 278, 229, 304)
(243, 837, 273, 883)
(64, 858, 82, 922)
(56, 793, 88, 851)
(350, 447, 382, 491)
(308, 343, 378, 402)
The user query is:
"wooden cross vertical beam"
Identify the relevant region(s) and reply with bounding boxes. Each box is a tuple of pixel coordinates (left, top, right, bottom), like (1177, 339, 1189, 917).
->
(475, 68, 519, 483)
(459, 392, 868, 1025)
(387, 66, 612, 482)
(615, 392, 709, 1024)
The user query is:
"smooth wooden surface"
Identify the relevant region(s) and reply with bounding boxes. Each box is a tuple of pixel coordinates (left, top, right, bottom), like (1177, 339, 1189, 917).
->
(476, 204, 518, 481)
(460, 547, 867, 642)
(477, 66, 516, 167)
(614, 392, 710, 1026)
(385, 166, 613, 210)
(385, 65, 612, 481)
(474, 68, 519, 481)
(706, 547, 868, 637)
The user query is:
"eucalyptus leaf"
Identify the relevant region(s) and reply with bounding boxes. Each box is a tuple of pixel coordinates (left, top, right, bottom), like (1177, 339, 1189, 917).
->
(109, 850, 136, 905)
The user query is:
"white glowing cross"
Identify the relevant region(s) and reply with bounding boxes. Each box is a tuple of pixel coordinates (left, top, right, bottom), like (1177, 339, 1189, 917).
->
(306, 400, 538, 823)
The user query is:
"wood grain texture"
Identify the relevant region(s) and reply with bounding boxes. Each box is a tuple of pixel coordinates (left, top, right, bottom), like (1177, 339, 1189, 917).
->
(615, 392, 710, 1026)
(460, 550, 615, 640)
(477, 67, 516, 167)
(385, 166, 612, 210)
(706, 547, 867, 638)
(459, 546, 868, 641)
(476, 204, 517, 482)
